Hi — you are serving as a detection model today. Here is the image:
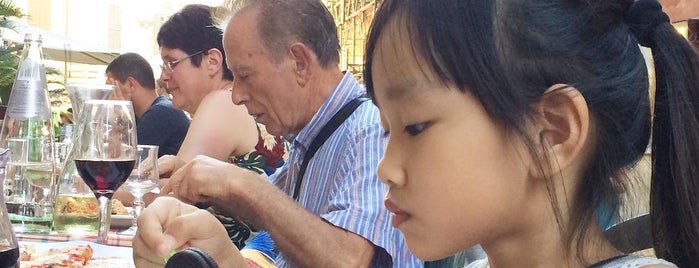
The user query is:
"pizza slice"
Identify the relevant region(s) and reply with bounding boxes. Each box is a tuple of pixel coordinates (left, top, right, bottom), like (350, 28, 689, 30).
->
(20, 244, 35, 262)
(20, 244, 93, 268)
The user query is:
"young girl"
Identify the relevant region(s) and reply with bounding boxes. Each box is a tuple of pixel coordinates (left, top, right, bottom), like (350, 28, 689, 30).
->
(364, 0, 698, 267)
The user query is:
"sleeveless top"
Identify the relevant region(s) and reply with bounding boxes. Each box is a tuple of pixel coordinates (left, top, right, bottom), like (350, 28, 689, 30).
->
(214, 123, 288, 249)
(232, 123, 288, 176)
(465, 255, 678, 268)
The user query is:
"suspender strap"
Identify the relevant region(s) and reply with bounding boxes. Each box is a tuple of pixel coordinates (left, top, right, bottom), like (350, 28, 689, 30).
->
(292, 97, 369, 200)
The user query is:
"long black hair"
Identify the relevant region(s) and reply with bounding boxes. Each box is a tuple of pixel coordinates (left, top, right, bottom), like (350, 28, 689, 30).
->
(495, 0, 699, 265)
(365, 1, 524, 128)
(365, 0, 699, 266)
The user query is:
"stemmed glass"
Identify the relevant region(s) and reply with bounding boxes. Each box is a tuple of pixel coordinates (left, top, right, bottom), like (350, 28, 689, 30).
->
(119, 145, 158, 235)
(73, 100, 137, 244)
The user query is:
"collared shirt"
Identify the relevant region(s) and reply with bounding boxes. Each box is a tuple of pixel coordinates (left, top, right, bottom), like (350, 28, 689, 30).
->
(269, 73, 422, 267)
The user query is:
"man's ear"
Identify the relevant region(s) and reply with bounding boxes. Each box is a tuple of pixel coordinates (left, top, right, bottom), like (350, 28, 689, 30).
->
(288, 42, 314, 87)
(124, 77, 139, 94)
(528, 84, 590, 179)
(205, 48, 224, 76)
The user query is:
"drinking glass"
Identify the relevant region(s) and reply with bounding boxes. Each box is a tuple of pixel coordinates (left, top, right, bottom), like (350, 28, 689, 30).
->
(73, 100, 136, 244)
(119, 145, 158, 235)
(53, 84, 114, 235)
(4, 136, 55, 233)
(0, 148, 20, 267)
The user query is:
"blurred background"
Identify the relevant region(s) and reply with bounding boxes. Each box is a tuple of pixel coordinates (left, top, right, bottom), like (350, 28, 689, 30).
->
(0, 0, 695, 103)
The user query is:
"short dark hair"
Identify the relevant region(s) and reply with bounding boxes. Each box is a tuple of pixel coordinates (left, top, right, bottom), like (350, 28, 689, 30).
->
(157, 4, 233, 80)
(106, 52, 155, 89)
(232, 0, 340, 68)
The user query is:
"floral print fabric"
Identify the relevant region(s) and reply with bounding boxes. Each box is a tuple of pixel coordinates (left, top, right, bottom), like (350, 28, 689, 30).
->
(219, 123, 288, 249)
(233, 123, 288, 176)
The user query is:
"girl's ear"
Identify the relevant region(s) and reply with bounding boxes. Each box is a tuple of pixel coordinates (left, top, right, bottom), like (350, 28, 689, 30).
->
(527, 84, 592, 180)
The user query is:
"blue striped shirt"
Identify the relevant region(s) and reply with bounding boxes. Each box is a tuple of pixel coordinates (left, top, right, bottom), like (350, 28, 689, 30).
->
(269, 73, 422, 267)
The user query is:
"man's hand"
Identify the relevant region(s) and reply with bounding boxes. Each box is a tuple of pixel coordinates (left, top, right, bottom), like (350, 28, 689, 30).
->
(157, 155, 182, 179)
(132, 196, 246, 267)
(161, 155, 245, 205)
(106, 77, 128, 101)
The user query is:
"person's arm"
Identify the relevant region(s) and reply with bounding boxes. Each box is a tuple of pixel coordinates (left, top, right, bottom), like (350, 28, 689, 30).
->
(161, 104, 399, 267)
(132, 197, 246, 267)
(176, 90, 259, 164)
(163, 156, 376, 267)
(231, 174, 377, 267)
(153, 90, 258, 201)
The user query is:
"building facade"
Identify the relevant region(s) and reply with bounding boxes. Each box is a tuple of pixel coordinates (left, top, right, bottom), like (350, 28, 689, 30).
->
(324, 0, 381, 78)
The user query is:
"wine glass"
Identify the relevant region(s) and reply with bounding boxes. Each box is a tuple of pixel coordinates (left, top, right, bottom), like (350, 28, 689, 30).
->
(119, 145, 158, 235)
(73, 100, 137, 244)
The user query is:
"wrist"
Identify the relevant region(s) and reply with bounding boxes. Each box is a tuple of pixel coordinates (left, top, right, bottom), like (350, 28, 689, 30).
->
(212, 167, 262, 219)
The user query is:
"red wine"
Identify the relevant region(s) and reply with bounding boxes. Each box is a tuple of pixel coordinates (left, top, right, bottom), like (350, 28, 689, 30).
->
(0, 247, 19, 268)
(75, 159, 135, 198)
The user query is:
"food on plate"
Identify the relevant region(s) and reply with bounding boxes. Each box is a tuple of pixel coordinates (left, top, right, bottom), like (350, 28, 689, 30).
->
(54, 195, 129, 216)
(110, 199, 128, 215)
(20, 244, 93, 268)
(54, 195, 98, 217)
(19, 243, 135, 268)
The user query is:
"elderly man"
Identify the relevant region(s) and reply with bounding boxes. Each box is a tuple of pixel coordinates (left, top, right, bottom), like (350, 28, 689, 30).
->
(133, 0, 421, 267)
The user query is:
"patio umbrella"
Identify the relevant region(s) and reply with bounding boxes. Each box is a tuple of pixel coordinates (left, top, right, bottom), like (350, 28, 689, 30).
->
(0, 23, 119, 65)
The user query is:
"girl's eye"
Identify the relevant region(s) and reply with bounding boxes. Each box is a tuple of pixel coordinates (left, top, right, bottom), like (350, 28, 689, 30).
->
(405, 123, 428, 136)
(382, 130, 390, 138)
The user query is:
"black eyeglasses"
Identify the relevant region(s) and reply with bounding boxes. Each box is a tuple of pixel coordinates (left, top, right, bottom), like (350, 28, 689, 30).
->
(160, 50, 205, 73)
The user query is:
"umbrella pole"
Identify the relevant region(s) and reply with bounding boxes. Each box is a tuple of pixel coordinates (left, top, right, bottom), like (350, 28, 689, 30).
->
(63, 55, 67, 85)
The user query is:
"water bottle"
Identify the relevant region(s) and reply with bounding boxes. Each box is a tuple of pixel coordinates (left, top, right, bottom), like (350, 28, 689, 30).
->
(0, 33, 56, 234)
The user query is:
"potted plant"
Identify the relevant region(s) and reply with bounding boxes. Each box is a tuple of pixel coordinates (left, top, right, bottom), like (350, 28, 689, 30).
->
(0, 0, 25, 117)
(0, 0, 64, 119)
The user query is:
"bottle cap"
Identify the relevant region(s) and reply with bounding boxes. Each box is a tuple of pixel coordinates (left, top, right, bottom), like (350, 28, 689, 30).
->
(23, 32, 42, 43)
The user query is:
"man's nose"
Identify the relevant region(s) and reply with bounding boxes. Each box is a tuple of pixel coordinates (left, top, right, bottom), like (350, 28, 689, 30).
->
(230, 84, 248, 105)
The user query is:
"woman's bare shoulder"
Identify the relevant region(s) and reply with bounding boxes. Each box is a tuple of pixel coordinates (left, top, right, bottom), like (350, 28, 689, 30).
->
(199, 89, 247, 112)
(182, 89, 257, 157)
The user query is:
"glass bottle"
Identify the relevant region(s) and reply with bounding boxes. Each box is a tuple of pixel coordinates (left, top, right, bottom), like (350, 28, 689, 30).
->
(53, 84, 113, 234)
(51, 111, 60, 142)
(0, 33, 56, 234)
(0, 149, 19, 268)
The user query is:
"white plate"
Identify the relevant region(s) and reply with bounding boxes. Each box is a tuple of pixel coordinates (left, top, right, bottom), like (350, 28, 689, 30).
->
(111, 207, 134, 229)
(19, 241, 134, 267)
(111, 214, 134, 229)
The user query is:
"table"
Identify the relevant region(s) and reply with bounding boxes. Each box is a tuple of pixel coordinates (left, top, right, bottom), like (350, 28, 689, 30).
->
(17, 231, 135, 267)
(16, 231, 133, 247)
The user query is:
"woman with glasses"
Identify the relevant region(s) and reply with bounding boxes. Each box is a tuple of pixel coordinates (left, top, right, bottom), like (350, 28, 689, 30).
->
(155, 4, 287, 249)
